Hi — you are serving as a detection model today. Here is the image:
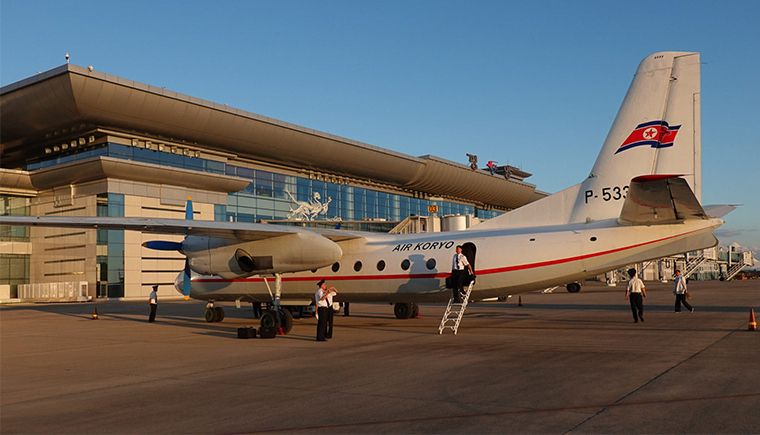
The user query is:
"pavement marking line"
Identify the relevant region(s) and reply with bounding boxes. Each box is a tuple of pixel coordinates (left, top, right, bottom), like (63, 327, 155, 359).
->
(562, 323, 747, 434)
(229, 392, 760, 434)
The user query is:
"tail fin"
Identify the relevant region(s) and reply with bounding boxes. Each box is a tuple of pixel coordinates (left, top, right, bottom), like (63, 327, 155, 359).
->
(472, 52, 701, 230)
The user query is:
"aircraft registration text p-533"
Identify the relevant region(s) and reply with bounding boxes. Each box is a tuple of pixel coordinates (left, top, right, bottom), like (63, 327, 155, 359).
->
(584, 185, 629, 204)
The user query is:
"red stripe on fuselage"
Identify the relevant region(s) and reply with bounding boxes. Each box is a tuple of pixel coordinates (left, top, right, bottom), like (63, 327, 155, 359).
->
(194, 226, 708, 284)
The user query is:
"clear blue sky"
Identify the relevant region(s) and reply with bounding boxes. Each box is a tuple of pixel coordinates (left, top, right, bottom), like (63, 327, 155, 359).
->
(2, 0, 758, 257)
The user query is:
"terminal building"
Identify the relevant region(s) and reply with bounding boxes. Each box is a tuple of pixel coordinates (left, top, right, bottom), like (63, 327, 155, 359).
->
(0, 64, 547, 300)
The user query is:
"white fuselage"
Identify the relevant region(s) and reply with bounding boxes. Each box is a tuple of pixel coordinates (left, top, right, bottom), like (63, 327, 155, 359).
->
(177, 217, 722, 303)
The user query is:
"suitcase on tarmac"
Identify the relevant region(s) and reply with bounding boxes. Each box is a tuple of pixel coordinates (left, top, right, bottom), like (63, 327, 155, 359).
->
(237, 327, 256, 339)
(258, 326, 277, 338)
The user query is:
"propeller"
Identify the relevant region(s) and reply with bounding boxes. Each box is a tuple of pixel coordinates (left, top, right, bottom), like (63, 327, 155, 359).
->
(142, 197, 193, 300)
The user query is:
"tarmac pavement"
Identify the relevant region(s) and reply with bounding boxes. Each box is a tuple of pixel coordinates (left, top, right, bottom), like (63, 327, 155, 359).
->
(2, 279, 760, 434)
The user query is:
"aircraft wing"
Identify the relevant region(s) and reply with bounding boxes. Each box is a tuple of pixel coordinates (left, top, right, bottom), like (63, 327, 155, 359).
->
(618, 175, 708, 225)
(0, 216, 364, 242)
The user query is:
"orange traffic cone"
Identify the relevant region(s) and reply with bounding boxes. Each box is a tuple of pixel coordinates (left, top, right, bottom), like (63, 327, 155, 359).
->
(749, 309, 757, 331)
(91, 308, 98, 320)
(518, 296, 523, 307)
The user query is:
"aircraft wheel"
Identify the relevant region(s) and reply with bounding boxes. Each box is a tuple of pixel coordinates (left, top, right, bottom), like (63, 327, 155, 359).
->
(411, 302, 419, 318)
(566, 282, 581, 293)
(204, 308, 216, 323)
(260, 310, 281, 330)
(214, 307, 225, 322)
(394, 302, 413, 319)
(278, 308, 294, 334)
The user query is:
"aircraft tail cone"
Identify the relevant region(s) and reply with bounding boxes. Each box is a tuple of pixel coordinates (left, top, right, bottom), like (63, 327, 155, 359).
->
(91, 308, 98, 320)
(749, 309, 757, 331)
(518, 296, 523, 307)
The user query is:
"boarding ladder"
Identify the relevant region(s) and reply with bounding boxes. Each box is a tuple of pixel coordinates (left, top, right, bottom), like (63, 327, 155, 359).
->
(682, 254, 708, 279)
(438, 280, 475, 335)
(725, 261, 748, 281)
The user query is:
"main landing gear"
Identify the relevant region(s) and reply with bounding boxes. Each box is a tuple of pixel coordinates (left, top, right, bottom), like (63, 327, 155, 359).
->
(259, 273, 293, 334)
(204, 302, 225, 322)
(393, 302, 419, 319)
(259, 308, 294, 334)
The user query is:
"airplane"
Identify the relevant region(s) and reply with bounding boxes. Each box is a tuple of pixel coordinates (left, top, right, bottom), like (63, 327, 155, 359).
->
(0, 51, 731, 334)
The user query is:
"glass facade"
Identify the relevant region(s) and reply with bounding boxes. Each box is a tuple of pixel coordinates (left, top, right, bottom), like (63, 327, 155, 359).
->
(26, 142, 501, 225)
(97, 193, 125, 298)
(0, 195, 31, 297)
(0, 196, 31, 241)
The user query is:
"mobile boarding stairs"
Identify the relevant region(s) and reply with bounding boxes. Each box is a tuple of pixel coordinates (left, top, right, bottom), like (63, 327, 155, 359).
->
(439, 280, 475, 335)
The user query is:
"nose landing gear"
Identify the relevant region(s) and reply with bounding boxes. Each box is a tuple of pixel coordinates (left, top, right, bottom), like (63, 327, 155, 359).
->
(204, 302, 225, 322)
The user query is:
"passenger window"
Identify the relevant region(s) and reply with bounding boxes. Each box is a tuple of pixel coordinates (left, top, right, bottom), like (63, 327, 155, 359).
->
(331, 262, 340, 272)
(401, 259, 410, 270)
(377, 260, 386, 271)
(354, 261, 362, 272)
(426, 258, 436, 270)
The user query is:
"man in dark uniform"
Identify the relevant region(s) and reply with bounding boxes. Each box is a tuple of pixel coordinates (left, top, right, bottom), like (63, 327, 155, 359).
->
(148, 285, 158, 322)
(314, 280, 329, 341)
(451, 245, 474, 303)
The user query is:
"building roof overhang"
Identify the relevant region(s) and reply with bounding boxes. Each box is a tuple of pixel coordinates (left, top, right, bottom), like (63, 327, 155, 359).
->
(1, 65, 544, 209)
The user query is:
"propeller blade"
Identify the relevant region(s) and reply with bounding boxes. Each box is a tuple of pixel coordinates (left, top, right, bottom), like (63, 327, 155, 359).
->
(142, 241, 183, 251)
(183, 259, 191, 300)
(185, 197, 193, 220)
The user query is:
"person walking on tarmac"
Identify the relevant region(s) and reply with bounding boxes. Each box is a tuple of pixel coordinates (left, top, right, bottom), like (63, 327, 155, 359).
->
(315, 280, 337, 341)
(673, 269, 694, 313)
(624, 268, 646, 323)
(451, 245, 474, 303)
(148, 285, 158, 322)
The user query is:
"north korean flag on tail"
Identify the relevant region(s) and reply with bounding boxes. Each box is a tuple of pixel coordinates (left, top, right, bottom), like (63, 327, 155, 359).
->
(615, 120, 681, 154)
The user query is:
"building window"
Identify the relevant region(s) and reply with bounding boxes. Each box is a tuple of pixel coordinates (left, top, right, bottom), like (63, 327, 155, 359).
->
(0, 195, 31, 242)
(97, 193, 125, 298)
(0, 254, 30, 298)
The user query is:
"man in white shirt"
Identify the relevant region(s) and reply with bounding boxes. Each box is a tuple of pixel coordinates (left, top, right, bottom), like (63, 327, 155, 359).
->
(624, 269, 646, 323)
(673, 269, 694, 313)
(315, 279, 338, 341)
(148, 285, 158, 323)
(451, 246, 474, 303)
(325, 283, 338, 339)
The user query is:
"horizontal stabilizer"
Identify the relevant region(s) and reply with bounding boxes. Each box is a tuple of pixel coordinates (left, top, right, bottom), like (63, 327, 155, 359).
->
(618, 175, 706, 225)
(703, 204, 739, 218)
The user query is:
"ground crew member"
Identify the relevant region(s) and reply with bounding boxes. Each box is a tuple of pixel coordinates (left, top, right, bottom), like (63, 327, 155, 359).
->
(325, 285, 338, 339)
(673, 270, 694, 313)
(624, 268, 646, 323)
(315, 280, 337, 341)
(148, 285, 158, 322)
(451, 245, 474, 303)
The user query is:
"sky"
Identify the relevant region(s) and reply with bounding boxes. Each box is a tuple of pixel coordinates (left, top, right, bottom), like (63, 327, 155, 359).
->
(1, 0, 758, 258)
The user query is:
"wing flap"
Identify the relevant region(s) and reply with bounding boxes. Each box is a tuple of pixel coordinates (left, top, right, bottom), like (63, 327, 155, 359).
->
(618, 175, 707, 225)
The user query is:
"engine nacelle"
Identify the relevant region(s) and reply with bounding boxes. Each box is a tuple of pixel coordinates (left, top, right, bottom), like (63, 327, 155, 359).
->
(181, 232, 342, 279)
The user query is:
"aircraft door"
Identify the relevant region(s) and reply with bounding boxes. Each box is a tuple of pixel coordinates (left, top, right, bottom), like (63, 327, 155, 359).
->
(461, 242, 476, 272)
